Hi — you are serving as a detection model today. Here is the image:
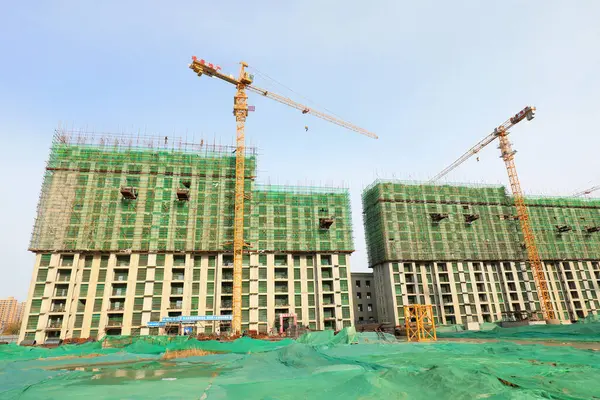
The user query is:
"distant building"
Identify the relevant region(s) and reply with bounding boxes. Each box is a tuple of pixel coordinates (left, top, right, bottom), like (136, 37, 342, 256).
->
(351, 272, 378, 324)
(0, 297, 24, 331)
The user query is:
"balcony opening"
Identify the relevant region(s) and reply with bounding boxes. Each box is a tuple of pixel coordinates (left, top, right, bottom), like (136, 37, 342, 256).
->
(274, 255, 287, 266)
(46, 318, 63, 330)
(221, 282, 233, 295)
(51, 301, 66, 312)
(55, 285, 69, 297)
(274, 268, 288, 280)
(172, 269, 185, 281)
(56, 269, 71, 282)
(275, 282, 288, 293)
(109, 300, 125, 311)
(221, 299, 233, 309)
(171, 283, 184, 295)
(222, 270, 234, 281)
(169, 298, 183, 310)
(274, 295, 289, 307)
(322, 282, 334, 292)
(324, 320, 335, 330)
(112, 284, 127, 297)
(114, 269, 128, 282)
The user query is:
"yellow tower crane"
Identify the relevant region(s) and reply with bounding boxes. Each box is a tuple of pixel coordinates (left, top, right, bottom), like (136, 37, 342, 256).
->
(189, 56, 377, 334)
(429, 106, 556, 321)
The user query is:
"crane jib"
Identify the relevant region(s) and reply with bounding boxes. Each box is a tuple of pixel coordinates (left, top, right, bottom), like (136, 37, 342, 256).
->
(188, 55, 376, 333)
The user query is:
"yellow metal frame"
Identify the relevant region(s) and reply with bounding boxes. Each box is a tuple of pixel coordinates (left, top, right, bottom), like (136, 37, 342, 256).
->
(497, 132, 556, 320)
(404, 304, 437, 342)
(429, 106, 556, 322)
(231, 62, 250, 334)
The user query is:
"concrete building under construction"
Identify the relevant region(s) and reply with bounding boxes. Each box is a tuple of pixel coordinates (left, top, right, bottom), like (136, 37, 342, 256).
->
(363, 180, 600, 327)
(20, 131, 355, 343)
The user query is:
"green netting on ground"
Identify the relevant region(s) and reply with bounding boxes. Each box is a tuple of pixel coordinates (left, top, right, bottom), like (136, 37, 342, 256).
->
(438, 321, 600, 342)
(2, 329, 600, 399)
(295, 327, 396, 346)
(437, 323, 499, 333)
(101, 335, 295, 354)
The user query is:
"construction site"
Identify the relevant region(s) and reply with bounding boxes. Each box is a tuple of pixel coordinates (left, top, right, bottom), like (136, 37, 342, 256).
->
(3, 6, 600, 396)
(6, 100, 600, 398)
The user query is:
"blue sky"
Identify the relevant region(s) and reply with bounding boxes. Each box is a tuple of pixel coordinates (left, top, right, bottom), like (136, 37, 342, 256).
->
(1, 1, 599, 300)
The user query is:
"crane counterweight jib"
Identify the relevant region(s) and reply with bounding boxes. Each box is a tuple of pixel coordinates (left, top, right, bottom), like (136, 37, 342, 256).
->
(510, 106, 536, 125)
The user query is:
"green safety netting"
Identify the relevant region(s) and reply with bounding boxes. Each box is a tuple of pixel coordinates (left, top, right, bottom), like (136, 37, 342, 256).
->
(437, 321, 600, 342)
(437, 322, 499, 333)
(2, 326, 600, 399)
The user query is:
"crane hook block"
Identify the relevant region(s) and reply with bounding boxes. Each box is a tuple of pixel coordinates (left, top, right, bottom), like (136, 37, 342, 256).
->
(302, 108, 310, 114)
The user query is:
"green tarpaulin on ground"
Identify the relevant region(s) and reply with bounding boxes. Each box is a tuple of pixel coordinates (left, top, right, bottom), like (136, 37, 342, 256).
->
(2, 325, 600, 399)
(437, 320, 600, 342)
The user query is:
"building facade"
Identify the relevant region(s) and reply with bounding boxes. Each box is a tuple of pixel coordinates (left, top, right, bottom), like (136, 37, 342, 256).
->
(363, 180, 600, 326)
(351, 272, 378, 323)
(0, 297, 25, 332)
(20, 131, 355, 343)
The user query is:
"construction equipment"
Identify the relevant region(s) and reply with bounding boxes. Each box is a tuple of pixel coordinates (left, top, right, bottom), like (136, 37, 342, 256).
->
(429, 106, 556, 321)
(574, 185, 600, 197)
(189, 57, 377, 334)
(404, 305, 437, 342)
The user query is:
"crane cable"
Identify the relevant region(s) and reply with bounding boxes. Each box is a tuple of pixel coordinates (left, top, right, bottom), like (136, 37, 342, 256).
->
(248, 66, 347, 122)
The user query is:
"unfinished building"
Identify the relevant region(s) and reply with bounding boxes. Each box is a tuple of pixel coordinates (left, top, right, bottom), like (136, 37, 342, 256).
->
(19, 131, 354, 343)
(363, 180, 600, 326)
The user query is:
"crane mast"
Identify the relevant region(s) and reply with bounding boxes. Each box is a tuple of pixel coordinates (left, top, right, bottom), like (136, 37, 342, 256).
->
(231, 62, 250, 334)
(430, 106, 556, 321)
(189, 56, 376, 334)
(496, 129, 555, 320)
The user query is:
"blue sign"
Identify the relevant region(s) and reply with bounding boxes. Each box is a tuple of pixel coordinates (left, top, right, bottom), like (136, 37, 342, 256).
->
(147, 321, 166, 327)
(161, 315, 233, 323)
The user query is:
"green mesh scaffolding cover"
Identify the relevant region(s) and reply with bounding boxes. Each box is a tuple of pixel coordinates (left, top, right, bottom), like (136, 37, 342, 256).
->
(363, 180, 600, 265)
(31, 135, 354, 253)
